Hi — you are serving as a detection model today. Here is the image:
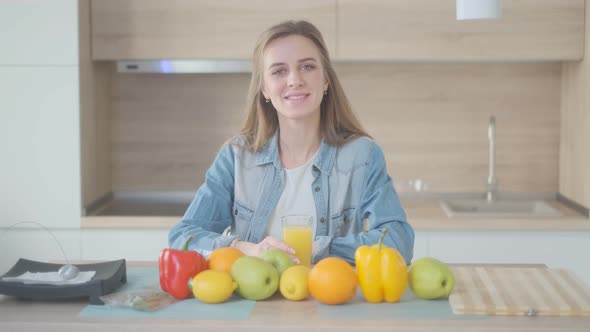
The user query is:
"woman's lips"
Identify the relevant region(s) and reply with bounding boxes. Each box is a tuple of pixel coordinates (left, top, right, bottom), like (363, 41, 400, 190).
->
(284, 93, 310, 103)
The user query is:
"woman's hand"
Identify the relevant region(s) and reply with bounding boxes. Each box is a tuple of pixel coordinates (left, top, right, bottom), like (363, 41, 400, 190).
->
(233, 236, 300, 264)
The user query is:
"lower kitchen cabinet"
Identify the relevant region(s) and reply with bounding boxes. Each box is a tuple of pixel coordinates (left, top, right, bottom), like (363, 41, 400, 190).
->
(425, 231, 590, 284)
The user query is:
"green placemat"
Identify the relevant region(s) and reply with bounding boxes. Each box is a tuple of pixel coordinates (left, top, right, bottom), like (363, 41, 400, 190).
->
(317, 288, 488, 320)
(79, 267, 255, 320)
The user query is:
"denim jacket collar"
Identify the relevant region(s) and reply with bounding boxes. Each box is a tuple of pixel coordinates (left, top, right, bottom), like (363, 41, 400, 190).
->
(255, 130, 336, 176)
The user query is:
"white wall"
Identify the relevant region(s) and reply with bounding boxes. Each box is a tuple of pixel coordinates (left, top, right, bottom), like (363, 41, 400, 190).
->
(0, 0, 81, 271)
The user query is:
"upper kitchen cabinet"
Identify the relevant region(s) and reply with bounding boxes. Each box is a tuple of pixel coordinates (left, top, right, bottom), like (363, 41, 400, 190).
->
(91, 0, 336, 60)
(336, 0, 585, 61)
(0, 0, 78, 65)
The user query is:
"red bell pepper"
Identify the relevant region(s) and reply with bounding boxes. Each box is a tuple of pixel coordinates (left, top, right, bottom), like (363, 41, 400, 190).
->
(159, 235, 208, 299)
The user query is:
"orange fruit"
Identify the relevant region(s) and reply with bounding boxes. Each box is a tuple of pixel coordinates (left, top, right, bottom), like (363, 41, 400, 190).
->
(308, 257, 358, 305)
(207, 247, 244, 273)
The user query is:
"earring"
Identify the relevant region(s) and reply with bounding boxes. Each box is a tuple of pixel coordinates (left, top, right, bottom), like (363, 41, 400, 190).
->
(265, 98, 270, 103)
(324, 90, 328, 95)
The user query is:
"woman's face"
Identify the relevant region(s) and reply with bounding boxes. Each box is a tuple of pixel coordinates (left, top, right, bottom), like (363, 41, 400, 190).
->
(261, 35, 328, 123)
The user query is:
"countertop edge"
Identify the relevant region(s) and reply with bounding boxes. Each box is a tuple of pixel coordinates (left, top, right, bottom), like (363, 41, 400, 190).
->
(80, 215, 590, 231)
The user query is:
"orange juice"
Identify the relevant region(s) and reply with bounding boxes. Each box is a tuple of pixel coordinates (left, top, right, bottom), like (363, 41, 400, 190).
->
(282, 225, 312, 267)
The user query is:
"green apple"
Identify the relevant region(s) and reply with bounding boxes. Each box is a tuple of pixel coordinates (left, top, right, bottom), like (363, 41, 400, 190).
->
(259, 249, 294, 275)
(230, 256, 279, 300)
(408, 257, 455, 300)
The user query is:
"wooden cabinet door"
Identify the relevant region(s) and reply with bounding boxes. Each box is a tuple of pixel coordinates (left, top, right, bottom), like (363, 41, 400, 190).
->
(336, 0, 584, 61)
(91, 0, 336, 60)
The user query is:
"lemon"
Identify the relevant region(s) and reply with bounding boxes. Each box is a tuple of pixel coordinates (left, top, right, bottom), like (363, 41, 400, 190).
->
(279, 265, 311, 301)
(189, 270, 237, 304)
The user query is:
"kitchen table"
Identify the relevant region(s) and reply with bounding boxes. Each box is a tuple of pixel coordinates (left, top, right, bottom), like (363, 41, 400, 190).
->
(0, 262, 589, 332)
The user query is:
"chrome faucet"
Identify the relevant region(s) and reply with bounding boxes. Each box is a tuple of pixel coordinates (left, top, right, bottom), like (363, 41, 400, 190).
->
(486, 116, 498, 202)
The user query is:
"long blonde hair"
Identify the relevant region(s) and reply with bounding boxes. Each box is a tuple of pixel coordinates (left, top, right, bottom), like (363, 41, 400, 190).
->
(239, 20, 370, 152)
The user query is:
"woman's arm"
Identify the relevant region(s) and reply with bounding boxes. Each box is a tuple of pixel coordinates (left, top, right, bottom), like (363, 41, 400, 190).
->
(168, 143, 238, 257)
(314, 142, 415, 265)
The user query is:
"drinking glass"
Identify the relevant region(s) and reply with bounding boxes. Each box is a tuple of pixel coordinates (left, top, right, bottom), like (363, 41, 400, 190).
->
(281, 215, 313, 267)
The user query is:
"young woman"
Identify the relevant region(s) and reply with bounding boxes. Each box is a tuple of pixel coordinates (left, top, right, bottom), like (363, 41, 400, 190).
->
(168, 20, 414, 265)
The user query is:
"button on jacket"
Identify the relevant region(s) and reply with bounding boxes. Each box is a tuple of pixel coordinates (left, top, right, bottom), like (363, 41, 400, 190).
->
(169, 132, 415, 264)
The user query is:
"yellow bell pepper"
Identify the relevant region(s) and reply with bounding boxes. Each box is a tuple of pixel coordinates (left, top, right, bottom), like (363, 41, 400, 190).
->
(354, 228, 408, 303)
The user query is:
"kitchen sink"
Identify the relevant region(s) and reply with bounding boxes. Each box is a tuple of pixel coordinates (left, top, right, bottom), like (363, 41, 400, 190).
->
(440, 199, 562, 218)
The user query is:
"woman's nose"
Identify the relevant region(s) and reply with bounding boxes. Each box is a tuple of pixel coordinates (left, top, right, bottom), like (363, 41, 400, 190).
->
(288, 72, 304, 87)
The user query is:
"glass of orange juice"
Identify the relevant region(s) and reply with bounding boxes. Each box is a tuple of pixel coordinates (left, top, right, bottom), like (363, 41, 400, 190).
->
(282, 215, 313, 267)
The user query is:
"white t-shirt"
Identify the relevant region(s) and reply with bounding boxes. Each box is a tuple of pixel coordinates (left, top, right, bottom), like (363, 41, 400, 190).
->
(264, 157, 317, 240)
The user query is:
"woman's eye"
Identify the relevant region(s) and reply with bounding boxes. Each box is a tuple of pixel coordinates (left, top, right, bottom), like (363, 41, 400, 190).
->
(302, 64, 315, 71)
(272, 69, 285, 75)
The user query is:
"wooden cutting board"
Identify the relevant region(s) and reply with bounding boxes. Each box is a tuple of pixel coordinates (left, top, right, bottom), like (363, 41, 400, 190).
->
(449, 266, 590, 316)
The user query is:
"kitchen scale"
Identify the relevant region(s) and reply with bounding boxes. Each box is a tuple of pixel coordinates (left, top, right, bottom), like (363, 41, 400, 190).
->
(0, 258, 127, 304)
(0, 222, 127, 304)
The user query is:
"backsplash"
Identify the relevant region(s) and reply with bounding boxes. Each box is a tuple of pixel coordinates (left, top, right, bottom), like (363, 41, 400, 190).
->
(109, 62, 560, 194)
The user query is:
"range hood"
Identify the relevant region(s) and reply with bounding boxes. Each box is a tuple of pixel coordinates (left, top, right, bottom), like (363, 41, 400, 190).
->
(117, 60, 252, 74)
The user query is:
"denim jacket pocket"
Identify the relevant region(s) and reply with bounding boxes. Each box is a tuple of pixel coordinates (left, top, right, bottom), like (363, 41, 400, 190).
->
(232, 200, 254, 238)
(330, 207, 356, 237)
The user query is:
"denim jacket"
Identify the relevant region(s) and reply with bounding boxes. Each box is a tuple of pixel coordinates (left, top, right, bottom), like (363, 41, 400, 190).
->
(169, 132, 415, 265)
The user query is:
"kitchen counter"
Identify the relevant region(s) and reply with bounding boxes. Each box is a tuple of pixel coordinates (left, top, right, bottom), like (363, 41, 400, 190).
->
(401, 198, 590, 231)
(1, 263, 588, 332)
(82, 195, 590, 231)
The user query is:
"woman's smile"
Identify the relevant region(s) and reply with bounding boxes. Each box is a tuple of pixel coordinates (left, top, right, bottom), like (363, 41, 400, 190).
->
(284, 92, 311, 104)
